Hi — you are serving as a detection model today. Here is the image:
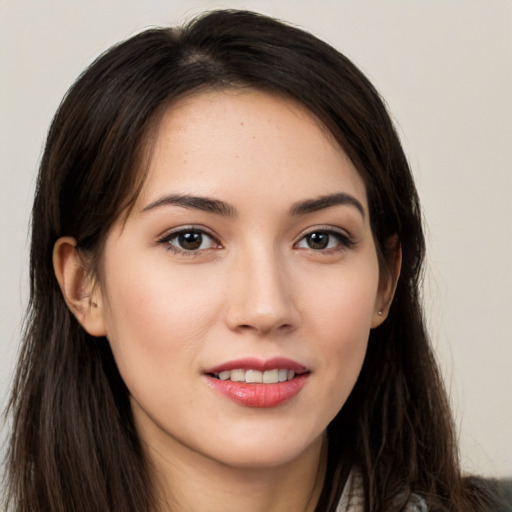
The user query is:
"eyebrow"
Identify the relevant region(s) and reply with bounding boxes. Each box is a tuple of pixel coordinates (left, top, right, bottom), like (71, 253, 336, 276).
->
(142, 192, 365, 219)
(289, 193, 365, 219)
(142, 194, 237, 216)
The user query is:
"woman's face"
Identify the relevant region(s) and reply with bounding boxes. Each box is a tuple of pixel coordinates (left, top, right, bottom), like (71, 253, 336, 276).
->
(94, 90, 390, 470)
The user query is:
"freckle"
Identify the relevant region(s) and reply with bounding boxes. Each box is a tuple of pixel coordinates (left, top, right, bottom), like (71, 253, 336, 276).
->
(240, 121, 244, 126)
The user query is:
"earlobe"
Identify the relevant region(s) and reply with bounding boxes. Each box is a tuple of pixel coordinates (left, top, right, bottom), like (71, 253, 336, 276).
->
(53, 237, 106, 337)
(371, 237, 402, 328)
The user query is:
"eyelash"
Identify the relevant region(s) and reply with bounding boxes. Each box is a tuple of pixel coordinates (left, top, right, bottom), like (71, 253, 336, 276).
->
(157, 227, 221, 256)
(157, 227, 355, 256)
(294, 229, 356, 253)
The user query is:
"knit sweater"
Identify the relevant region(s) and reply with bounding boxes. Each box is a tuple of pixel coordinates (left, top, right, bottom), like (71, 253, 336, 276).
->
(336, 471, 428, 511)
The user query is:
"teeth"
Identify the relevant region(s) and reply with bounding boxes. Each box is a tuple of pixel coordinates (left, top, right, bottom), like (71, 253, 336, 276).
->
(246, 370, 263, 383)
(230, 369, 246, 382)
(213, 368, 298, 383)
(262, 369, 279, 384)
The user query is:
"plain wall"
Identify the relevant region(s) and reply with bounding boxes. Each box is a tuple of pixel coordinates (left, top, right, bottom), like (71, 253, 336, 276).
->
(1, 0, 511, 477)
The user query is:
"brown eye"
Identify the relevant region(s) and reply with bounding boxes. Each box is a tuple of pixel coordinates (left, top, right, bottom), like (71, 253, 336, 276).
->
(296, 230, 354, 252)
(178, 232, 203, 250)
(159, 229, 219, 253)
(305, 232, 330, 250)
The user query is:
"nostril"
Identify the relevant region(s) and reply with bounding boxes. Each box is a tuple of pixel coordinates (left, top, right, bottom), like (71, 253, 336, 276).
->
(235, 322, 294, 334)
(225, 293, 300, 334)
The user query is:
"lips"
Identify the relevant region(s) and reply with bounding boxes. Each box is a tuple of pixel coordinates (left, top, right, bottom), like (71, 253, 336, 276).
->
(203, 357, 310, 408)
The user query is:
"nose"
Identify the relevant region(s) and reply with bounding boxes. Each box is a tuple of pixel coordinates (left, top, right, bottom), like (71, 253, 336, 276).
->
(225, 249, 300, 336)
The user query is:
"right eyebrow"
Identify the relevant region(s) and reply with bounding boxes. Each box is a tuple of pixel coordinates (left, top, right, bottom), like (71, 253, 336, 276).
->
(289, 192, 365, 219)
(141, 194, 237, 217)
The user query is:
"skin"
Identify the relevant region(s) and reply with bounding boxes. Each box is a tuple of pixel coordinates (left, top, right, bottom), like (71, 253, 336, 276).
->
(54, 90, 398, 512)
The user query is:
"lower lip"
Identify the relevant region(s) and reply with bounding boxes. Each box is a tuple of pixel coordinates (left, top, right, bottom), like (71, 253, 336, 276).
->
(205, 374, 309, 408)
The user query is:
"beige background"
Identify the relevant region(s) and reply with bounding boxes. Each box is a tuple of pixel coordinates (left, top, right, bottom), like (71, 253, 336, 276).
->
(1, 0, 511, 477)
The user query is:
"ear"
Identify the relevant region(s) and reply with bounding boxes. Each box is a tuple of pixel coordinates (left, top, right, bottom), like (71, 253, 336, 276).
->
(371, 236, 402, 328)
(53, 237, 106, 337)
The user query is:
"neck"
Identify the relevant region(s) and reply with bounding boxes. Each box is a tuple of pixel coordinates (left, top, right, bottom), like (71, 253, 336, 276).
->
(145, 432, 327, 512)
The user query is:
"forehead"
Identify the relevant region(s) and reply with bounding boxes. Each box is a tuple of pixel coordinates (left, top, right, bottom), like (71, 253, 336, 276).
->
(136, 89, 368, 212)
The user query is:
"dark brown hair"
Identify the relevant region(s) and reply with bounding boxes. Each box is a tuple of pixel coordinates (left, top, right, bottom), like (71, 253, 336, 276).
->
(5, 9, 499, 512)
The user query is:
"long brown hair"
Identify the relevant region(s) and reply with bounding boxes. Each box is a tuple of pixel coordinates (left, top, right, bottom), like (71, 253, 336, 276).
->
(5, 10, 498, 512)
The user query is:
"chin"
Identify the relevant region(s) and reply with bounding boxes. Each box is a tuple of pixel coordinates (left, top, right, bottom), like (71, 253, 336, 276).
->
(201, 429, 325, 470)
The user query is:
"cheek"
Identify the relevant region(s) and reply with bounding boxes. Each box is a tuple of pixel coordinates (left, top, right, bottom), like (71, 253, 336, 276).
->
(100, 258, 223, 388)
(312, 306, 371, 424)
(301, 257, 379, 403)
(303, 255, 380, 340)
(105, 255, 220, 332)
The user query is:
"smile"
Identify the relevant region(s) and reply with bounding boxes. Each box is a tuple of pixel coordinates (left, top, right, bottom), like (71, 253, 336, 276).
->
(212, 368, 297, 383)
(204, 357, 310, 408)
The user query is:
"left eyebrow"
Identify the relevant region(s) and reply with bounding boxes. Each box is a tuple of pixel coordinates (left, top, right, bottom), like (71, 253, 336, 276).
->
(142, 194, 237, 216)
(289, 193, 365, 219)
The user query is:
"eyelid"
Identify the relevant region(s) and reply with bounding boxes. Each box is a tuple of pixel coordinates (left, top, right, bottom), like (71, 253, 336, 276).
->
(156, 225, 222, 254)
(294, 226, 356, 251)
(296, 225, 353, 240)
(156, 224, 219, 240)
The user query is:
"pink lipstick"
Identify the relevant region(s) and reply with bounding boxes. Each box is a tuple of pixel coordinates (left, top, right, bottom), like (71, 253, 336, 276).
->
(203, 357, 310, 408)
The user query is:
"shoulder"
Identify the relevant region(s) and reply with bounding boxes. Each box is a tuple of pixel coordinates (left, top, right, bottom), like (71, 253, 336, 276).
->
(403, 492, 429, 512)
(336, 470, 428, 512)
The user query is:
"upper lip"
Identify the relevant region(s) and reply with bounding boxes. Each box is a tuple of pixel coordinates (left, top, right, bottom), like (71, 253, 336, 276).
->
(204, 357, 308, 374)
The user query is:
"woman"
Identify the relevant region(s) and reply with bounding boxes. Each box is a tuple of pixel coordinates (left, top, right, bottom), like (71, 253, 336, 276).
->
(4, 9, 500, 512)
